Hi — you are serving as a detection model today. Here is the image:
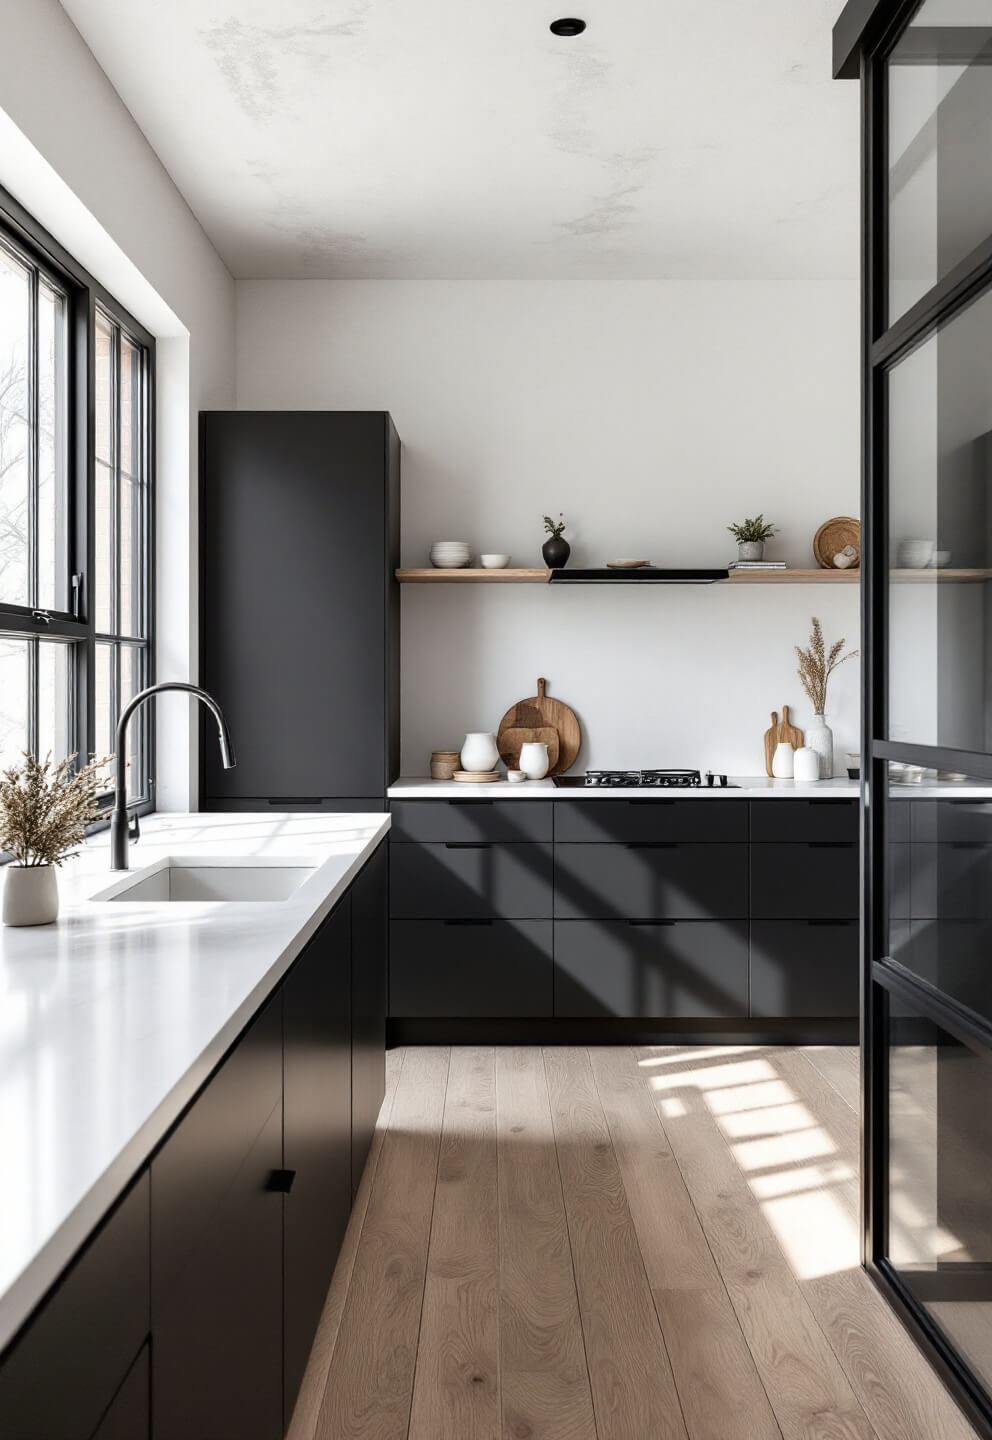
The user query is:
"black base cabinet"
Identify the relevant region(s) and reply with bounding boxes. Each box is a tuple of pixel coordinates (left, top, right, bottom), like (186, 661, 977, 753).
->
(283, 900, 352, 1427)
(0, 841, 388, 1440)
(387, 798, 860, 1031)
(350, 842, 388, 1195)
(0, 1174, 150, 1440)
(151, 999, 284, 1440)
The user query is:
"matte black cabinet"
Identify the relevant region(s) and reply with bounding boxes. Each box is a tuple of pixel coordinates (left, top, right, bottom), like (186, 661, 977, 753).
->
(199, 411, 399, 808)
(90, 1345, 150, 1440)
(151, 998, 284, 1440)
(0, 1175, 150, 1440)
(390, 919, 554, 1016)
(283, 899, 352, 1424)
(554, 843, 748, 921)
(351, 843, 388, 1194)
(388, 799, 860, 1028)
(554, 919, 749, 1018)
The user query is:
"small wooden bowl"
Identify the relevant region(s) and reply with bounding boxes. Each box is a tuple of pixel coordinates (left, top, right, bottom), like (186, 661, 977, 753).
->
(813, 517, 860, 569)
(430, 750, 461, 780)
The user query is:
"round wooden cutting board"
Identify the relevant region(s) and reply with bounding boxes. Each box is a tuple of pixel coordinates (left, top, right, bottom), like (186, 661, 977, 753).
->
(497, 678, 581, 776)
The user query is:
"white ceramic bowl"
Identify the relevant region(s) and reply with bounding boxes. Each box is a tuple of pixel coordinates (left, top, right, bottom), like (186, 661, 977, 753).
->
(506, 769, 526, 783)
(480, 554, 510, 569)
(430, 541, 471, 569)
(897, 539, 935, 569)
(931, 550, 952, 568)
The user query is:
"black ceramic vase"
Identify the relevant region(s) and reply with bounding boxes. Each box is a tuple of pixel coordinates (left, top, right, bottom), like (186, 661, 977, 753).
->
(542, 537, 571, 568)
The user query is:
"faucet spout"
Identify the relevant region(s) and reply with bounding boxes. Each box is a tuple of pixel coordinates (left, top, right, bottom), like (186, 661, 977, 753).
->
(110, 682, 235, 870)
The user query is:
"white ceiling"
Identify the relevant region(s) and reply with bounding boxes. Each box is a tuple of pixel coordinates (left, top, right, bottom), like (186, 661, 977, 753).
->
(59, 0, 859, 280)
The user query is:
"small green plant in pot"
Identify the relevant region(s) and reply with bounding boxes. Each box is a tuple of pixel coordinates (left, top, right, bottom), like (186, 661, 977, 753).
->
(542, 512, 570, 569)
(1, 753, 110, 926)
(728, 514, 777, 562)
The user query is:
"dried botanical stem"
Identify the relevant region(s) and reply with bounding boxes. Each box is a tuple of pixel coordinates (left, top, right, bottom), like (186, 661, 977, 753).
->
(795, 616, 858, 716)
(0, 752, 113, 866)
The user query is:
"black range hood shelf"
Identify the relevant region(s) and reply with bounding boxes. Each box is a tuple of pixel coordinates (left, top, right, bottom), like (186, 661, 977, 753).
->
(547, 567, 728, 584)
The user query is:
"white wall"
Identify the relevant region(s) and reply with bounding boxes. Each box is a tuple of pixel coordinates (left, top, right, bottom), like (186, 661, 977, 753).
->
(237, 280, 861, 775)
(0, 0, 236, 808)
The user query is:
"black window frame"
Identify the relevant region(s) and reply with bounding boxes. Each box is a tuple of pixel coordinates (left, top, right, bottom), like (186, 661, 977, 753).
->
(0, 184, 155, 826)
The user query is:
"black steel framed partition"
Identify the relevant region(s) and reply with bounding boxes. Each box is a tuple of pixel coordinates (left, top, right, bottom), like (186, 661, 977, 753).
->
(836, 4, 992, 1434)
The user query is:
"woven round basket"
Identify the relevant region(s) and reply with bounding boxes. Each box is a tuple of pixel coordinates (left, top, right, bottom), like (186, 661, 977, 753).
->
(813, 516, 860, 569)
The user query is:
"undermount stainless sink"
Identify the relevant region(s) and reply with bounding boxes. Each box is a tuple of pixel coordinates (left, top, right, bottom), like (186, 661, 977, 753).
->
(92, 858, 316, 904)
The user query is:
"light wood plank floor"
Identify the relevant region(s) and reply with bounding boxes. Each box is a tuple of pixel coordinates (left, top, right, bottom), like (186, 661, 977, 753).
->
(288, 1046, 979, 1440)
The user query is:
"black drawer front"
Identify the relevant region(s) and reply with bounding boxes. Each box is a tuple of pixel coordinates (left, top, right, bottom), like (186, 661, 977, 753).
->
(554, 799, 745, 844)
(750, 920, 859, 1017)
(750, 798, 858, 843)
(0, 1174, 150, 1440)
(554, 919, 749, 1018)
(390, 920, 553, 1016)
(390, 842, 554, 918)
(911, 797, 992, 843)
(750, 842, 859, 919)
(389, 800, 553, 843)
(555, 843, 747, 920)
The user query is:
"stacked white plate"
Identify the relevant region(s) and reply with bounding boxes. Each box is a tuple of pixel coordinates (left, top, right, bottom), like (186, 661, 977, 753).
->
(430, 541, 471, 569)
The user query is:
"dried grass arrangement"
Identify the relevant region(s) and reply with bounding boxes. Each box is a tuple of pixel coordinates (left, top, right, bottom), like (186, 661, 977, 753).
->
(0, 753, 111, 867)
(795, 617, 858, 715)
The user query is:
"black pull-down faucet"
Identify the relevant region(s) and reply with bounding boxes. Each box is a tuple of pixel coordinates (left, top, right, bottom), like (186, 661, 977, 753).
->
(110, 682, 236, 870)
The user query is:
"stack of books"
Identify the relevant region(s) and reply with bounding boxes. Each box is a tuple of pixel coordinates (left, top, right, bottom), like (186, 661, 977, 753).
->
(727, 560, 788, 572)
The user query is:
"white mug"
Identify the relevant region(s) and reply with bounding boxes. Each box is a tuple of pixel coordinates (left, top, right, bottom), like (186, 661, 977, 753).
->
(519, 742, 550, 780)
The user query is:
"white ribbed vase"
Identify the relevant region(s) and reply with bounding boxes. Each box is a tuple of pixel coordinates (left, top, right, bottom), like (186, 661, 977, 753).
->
(3, 864, 59, 926)
(806, 714, 834, 779)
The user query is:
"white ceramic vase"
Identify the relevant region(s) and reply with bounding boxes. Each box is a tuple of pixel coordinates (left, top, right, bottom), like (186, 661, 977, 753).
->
(460, 731, 499, 772)
(3, 864, 59, 926)
(518, 742, 550, 780)
(793, 746, 821, 783)
(807, 714, 834, 779)
(771, 741, 794, 778)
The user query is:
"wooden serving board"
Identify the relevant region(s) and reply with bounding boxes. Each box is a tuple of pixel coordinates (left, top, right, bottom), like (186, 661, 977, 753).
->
(497, 678, 580, 776)
(498, 725, 560, 773)
(763, 706, 804, 775)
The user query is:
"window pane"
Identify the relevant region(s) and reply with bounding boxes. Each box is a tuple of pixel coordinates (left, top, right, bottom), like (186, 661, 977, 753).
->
(121, 642, 146, 801)
(95, 639, 115, 793)
(887, 284, 992, 750)
(95, 460, 114, 633)
(119, 336, 143, 638)
(95, 312, 113, 467)
(120, 336, 140, 480)
(888, 8, 992, 323)
(0, 244, 30, 607)
(37, 639, 73, 765)
(37, 281, 69, 611)
(0, 634, 28, 771)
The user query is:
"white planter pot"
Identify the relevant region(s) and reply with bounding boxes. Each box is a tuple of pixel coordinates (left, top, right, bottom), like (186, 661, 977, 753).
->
(460, 731, 499, 772)
(806, 714, 834, 779)
(3, 864, 59, 926)
(793, 746, 821, 783)
(771, 741, 794, 778)
(519, 742, 550, 780)
(738, 540, 764, 561)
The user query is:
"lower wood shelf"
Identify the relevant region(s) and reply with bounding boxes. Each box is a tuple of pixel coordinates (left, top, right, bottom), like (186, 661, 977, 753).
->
(396, 567, 550, 582)
(396, 566, 991, 585)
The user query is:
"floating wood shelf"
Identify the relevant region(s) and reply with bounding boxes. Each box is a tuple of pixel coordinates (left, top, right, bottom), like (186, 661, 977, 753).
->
(397, 566, 992, 585)
(727, 568, 860, 583)
(396, 567, 550, 582)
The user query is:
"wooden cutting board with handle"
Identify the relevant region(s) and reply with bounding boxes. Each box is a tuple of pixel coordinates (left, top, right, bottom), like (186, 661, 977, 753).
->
(498, 725, 560, 773)
(497, 678, 581, 776)
(763, 705, 805, 775)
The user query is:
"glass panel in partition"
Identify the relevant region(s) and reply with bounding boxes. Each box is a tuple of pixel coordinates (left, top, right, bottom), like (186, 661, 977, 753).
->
(888, 5, 992, 323)
(887, 284, 992, 751)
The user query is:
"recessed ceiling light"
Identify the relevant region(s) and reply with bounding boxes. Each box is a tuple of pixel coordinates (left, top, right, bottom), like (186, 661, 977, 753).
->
(550, 17, 586, 36)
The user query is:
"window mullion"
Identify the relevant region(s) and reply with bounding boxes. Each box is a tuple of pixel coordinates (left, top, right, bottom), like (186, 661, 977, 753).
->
(27, 264, 38, 612)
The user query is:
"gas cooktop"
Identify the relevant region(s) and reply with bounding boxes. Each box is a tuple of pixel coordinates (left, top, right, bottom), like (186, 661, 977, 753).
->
(552, 769, 738, 789)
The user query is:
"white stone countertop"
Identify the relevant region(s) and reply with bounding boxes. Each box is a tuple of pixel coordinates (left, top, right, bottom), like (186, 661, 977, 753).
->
(388, 776, 862, 799)
(0, 810, 389, 1355)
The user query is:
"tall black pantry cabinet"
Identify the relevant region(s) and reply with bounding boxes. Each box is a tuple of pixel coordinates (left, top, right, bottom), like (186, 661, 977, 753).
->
(198, 412, 400, 810)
